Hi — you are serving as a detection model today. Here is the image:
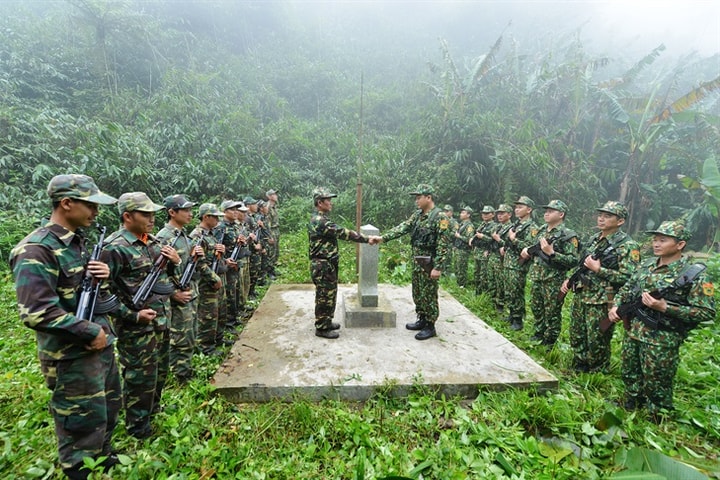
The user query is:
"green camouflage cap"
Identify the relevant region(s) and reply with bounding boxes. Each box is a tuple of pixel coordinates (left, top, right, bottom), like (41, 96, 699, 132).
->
(645, 220, 691, 241)
(443, 204, 454, 211)
(461, 206, 474, 214)
(266, 189, 277, 197)
(312, 187, 337, 202)
(164, 194, 196, 210)
(542, 199, 568, 213)
(243, 196, 258, 205)
(198, 203, 223, 218)
(409, 184, 435, 196)
(481, 205, 495, 214)
(596, 201, 628, 219)
(47, 174, 116, 205)
(514, 196, 536, 208)
(496, 204, 513, 213)
(117, 192, 164, 214)
(220, 199, 243, 211)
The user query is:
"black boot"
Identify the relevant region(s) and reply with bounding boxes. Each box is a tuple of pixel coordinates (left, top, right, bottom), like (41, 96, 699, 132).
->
(510, 320, 523, 331)
(406, 318, 427, 331)
(415, 324, 437, 340)
(315, 329, 339, 339)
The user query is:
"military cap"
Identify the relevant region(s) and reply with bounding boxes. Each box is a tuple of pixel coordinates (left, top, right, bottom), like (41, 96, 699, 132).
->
(118, 192, 164, 214)
(243, 196, 258, 205)
(47, 174, 116, 205)
(514, 196, 536, 208)
(164, 194, 196, 210)
(596, 201, 628, 219)
(257, 200, 266, 208)
(443, 204, 454, 211)
(237, 202, 249, 212)
(461, 206, 474, 214)
(409, 184, 435, 196)
(542, 199, 568, 213)
(496, 204, 513, 213)
(266, 189, 277, 197)
(312, 187, 337, 202)
(645, 220, 691, 241)
(198, 203, 223, 218)
(220, 200, 243, 211)
(481, 205, 495, 214)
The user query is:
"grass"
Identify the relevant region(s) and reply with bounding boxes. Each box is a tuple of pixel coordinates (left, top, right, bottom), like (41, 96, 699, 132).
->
(0, 231, 718, 479)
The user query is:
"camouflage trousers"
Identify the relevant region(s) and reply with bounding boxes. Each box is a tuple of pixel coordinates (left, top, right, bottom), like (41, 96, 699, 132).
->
(455, 248, 471, 287)
(412, 263, 439, 323)
(473, 250, 490, 294)
(569, 299, 614, 372)
(311, 258, 338, 330)
(215, 273, 228, 345)
(116, 325, 167, 437)
(486, 252, 504, 308)
(529, 276, 565, 344)
(196, 284, 221, 354)
(239, 260, 250, 307)
(40, 346, 121, 475)
(268, 230, 280, 269)
(622, 334, 681, 414)
(249, 251, 262, 292)
(169, 285, 198, 381)
(225, 267, 240, 324)
(503, 267, 529, 324)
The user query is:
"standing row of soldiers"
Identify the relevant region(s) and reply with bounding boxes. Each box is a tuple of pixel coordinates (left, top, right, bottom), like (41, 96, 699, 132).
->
(9, 174, 280, 479)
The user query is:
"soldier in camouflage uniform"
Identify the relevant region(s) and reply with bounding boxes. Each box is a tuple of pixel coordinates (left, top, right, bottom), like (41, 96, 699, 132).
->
(452, 207, 475, 287)
(522, 200, 579, 347)
(102, 192, 180, 440)
(489, 204, 514, 311)
(308, 187, 374, 339)
(244, 196, 264, 298)
(235, 203, 253, 316)
(156, 194, 201, 383)
(471, 206, 497, 295)
(503, 196, 538, 331)
(258, 200, 275, 283)
(442, 205, 458, 274)
(219, 200, 244, 337)
(265, 189, 280, 278)
(189, 204, 225, 355)
(378, 184, 452, 340)
(609, 221, 716, 418)
(10, 175, 121, 479)
(562, 201, 641, 373)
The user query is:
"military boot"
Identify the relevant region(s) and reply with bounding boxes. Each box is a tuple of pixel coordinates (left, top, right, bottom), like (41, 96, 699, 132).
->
(415, 323, 437, 340)
(405, 317, 427, 331)
(315, 329, 339, 339)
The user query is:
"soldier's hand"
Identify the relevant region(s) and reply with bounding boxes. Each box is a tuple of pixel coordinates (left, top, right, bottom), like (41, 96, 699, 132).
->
(584, 256, 601, 273)
(560, 279, 570, 294)
(137, 309, 157, 325)
(430, 268, 441, 280)
(540, 238, 554, 255)
(161, 246, 181, 265)
(215, 244, 226, 254)
(642, 292, 667, 312)
(520, 247, 529, 259)
(86, 328, 107, 351)
(608, 306, 620, 322)
(192, 245, 205, 257)
(213, 280, 223, 290)
(226, 258, 238, 269)
(172, 290, 193, 305)
(87, 260, 110, 280)
(491, 232, 500, 242)
(508, 229, 517, 241)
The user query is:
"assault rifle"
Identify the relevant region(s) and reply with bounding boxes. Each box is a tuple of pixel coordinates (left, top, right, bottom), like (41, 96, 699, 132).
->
(520, 234, 560, 266)
(211, 229, 225, 273)
(76, 224, 118, 320)
(566, 242, 619, 292)
(131, 231, 180, 309)
(229, 232, 251, 262)
(178, 231, 204, 290)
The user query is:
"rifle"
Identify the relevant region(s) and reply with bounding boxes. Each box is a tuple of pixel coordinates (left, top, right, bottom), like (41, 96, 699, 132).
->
(211, 229, 225, 273)
(566, 242, 619, 292)
(520, 234, 560, 266)
(616, 263, 707, 333)
(229, 232, 251, 262)
(414, 255, 434, 275)
(178, 231, 204, 290)
(131, 230, 181, 309)
(76, 224, 118, 320)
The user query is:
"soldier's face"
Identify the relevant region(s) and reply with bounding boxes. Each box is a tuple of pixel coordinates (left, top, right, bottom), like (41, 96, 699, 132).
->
(205, 215, 220, 229)
(597, 212, 623, 232)
(544, 209, 563, 226)
(171, 208, 193, 226)
(317, 198, 332, 213)
(514, 204, 531, 219)
(481, 213, 494, 222)
(224, 209, 238, 221)
(126, 211, 155, 235)
(415, 195, 431, 210)
(652, 235, 685, 258)
(67, 198, 99, 228)
(496, 211, 511, 223)
(459, 211, 469, 221)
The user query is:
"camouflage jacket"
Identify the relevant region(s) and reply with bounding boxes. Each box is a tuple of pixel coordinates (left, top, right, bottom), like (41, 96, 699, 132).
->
(528, 223, 579, 281)
(9, 222, 114, 360)
(189, 226, 223, 287)
(471, 220, 497, 253)
(102, 227, 173, 330)
(218, 219, 241, 261)
(266, 203, 280, 232)
(381, 207, 451, 270)
(156, 223, 193, 286)
(570, 230, 641, 304)
(490, 220, 513, 254)
(307, 209, 368, 262)
(504, 218, 538, 271)
(615, 255, 716, 346)
(454, 219, 475, 251)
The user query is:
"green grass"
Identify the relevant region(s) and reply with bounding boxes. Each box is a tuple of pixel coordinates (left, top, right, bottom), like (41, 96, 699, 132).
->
(1, 232, 719, 479)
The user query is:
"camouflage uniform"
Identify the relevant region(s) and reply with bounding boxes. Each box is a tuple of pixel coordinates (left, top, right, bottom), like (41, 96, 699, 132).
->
(442, 205, 458, 274)
(9, 175, 120, 479)
(471, 206, 497, 295)
(488, 205, 514, 310)
(528, 200, 579, 346)
(236, 213, 253, 311)
(102, 193, 173, 440)
(244, 196, 264, 297)
(190, 204, 224, 355)
(503, 197, 538, 329)
(219, 200, 243, 334)
(615, 222, 716, 414)
(453, 208, 475, 287)
(381, 184, 451, 338)
(308, 188, 369, 335)
(568, 202, 640, 372)
(265, 189, 280, 275)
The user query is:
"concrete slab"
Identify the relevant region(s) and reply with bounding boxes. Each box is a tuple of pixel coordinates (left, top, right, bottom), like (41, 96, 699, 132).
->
(212, 284, 557, 402)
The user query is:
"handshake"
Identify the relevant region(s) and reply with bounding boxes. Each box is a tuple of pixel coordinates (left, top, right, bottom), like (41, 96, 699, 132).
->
(367, 235, 383, 246)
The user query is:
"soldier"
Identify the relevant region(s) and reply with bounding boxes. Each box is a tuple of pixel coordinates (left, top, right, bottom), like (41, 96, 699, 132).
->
(503, 196, 538, 331)
(156, 194, 201, 383)
(235, 203, 253, 317)
(442, 204, 458, 274)
(522, 200, 579, 347)
(308, 187, 376, 339)
(102, 192, 180, 440)
(489, 204, 514, 311)
(265, 189, 280, 278)
(189, 204, 225, 355)
(243, 196, 264, 299)
(10, 174, 121, 479)
(471, 206, 497, 295)
(219, 200, 244, 337)
(609, 221, 715, 419)
(377, 184, 452, 340)
(453, 207, 475, 287)
(562, 201, 641, 373)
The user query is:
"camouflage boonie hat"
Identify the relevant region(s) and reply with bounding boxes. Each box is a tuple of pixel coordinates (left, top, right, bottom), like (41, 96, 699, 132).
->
(47, 174, 116, 205)
(542, 199, 568, 213)
(243, 196, 258, 205)
(164, 194, 196, 210)
(481, 205, 495, 214)
(514, 196, 536, 208)
(496, 204, 513, 213)
(409, 184, 435, 196)
(461, 206, 474, 214)
(117, 192, 164, 214)
(596, 201, 628, 219)
(443, 204, 454, 211)
(266, 189, 277, 197)
(220, 200, 243, 211)
(312, 187, 337, 202)
(645, 221, 691, 241)
(198, 203, 223, 218)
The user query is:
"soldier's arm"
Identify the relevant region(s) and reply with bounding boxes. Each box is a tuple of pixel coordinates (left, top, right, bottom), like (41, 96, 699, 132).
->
(664, 273, 716, 324)
(322, 218, 368, 243)
(597, 241, 641, 287)
(551, 233, 580, 269)
(101, 245, 140, 323)
(380, 211, 419, 242)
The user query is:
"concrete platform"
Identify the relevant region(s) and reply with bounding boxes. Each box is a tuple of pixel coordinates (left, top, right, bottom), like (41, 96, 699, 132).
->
(212, 284, 557, 402)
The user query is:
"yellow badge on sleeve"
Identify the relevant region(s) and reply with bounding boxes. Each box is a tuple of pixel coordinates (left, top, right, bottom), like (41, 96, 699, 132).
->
(571, 237, 579, 248)
(630, 249, 640, 262)
(439, 218, 449, 230)
(702, 282, 715, 297)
